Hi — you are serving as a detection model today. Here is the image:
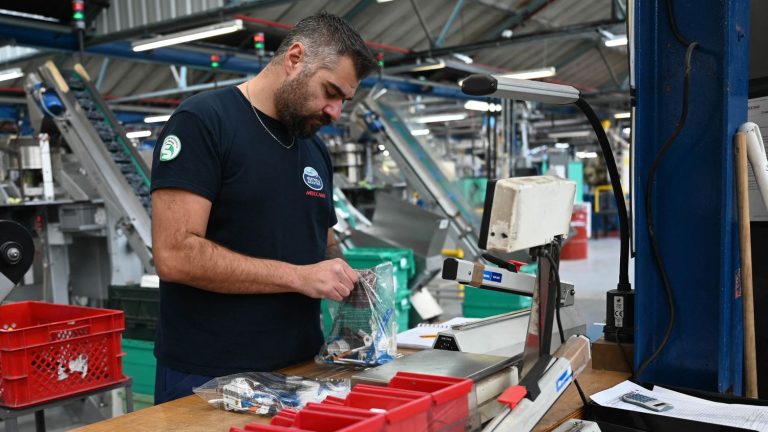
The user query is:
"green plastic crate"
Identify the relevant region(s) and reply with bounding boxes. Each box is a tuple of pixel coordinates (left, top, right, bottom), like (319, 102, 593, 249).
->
(395, 291, 411, 331)
(108, 285, 159, 341)
(344, 248, 415, 295)
(321, 300, 333, 337)
(463, 285, 532, 318)
(122, 338, 157, 396)
(456, 178, 488, 207)
(119, 391, 154, 412)
(321, 290, 411, 338)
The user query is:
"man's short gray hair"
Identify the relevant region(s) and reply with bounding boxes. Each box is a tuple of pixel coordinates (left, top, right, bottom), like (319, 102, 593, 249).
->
(273, 12, 378, 80)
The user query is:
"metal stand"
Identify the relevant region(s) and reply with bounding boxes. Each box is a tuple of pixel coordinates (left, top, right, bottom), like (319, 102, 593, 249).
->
(0, 378, 133, 432)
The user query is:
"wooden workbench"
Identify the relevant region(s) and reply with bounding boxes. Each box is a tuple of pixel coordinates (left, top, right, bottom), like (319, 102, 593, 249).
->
(72, 360, 629, 432)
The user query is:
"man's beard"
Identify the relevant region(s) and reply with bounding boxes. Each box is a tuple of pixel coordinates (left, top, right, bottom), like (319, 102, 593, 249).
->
(274, 70, 332, 139)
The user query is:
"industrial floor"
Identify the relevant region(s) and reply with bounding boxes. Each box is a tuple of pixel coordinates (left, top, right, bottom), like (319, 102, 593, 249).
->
(560, 236, 632, 341)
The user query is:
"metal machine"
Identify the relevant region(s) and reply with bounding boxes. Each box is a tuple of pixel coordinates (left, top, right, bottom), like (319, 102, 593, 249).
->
(354, 176, 591, 430)
(25, 61, 153, 274)
(0, 220, 34, 302)
(448, 175, 591, 431)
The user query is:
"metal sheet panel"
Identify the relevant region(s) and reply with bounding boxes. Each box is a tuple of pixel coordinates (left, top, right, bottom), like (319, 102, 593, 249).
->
(94, 0, 226, 35)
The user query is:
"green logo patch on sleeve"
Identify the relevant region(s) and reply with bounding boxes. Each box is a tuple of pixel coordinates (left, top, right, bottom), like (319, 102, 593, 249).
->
(159, 135, 182, 161)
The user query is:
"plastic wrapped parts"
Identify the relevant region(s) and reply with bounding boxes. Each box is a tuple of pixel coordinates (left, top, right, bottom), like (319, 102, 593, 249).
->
(193, 372, 350, 416)
(317, 263, 397, 366)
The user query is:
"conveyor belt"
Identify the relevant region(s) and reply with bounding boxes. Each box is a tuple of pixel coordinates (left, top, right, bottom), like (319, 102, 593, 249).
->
(25, 62, 154, 272)
(64, 72, 152, 214)
(360, 97, 481, 260)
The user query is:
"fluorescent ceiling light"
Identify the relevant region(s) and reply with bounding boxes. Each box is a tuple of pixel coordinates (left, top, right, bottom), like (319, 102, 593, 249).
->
(372, 87, 388, 100)
(126, 130, 152, 139)
(0, 8, 58, 22)
(411, 59, 446, 72)
(464, 100, 502, 112)
(500, 67, 556, 80)
(576, 151, 598, 159)
(385, 58, 446, 74)
(0, 46, 40, 63)
(377, 0, 395, 2)
(555, 143, 570, 149)
(452, 53, 473, 64)
(411, 129, 430, 136)
(383, 150, 390, 156)
(0, 67, 23, 82)
(378, 144, 386, 151)
(132, 19, 244, 52)
(605, 36, 628, 47)
(614, 112, 631, 119)
(548, 130, 592, 139)
(622, 127, 631, 135)
(144, 114, 171, 123)
(414, 113, 467, 123)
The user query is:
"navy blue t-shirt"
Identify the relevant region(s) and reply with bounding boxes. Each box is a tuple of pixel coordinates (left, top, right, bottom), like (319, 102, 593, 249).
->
(150, 86, 337, 376)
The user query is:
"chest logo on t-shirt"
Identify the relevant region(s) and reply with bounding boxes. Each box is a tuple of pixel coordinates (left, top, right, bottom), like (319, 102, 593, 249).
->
(302, 166, 324, 191)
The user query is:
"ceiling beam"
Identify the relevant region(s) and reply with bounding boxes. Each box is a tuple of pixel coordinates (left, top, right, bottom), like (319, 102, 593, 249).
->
(481, 0, 557, 41)
(409, 0, 435, 49)
(554, 40, 597, 70)
(344, 0, 376, 22)
(596, 44, 621, 88)
(435, 0, 467, 48)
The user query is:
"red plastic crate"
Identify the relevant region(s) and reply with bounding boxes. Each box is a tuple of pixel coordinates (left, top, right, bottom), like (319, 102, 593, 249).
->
(323, 395, 346, 406)
(346, 384, 431, 432)
(388, 372, 473, 432)
(246, 408, 386, 432)
(0, 301, 126, 408)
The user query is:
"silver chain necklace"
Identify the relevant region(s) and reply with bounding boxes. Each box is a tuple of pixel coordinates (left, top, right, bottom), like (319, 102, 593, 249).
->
(246, 81, 295, 150)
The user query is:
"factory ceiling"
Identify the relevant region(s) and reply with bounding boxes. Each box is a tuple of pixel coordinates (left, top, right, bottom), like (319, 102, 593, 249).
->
(0, 0, 629, 111)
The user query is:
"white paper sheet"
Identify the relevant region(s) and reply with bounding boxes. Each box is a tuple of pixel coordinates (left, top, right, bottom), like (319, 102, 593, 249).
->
(396, 317, 478, 349)
(748, 96, 768, 220)
(590, 380, 768, 431)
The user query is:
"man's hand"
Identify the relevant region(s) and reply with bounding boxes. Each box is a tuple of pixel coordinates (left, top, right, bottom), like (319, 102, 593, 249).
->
(297, 258, 359, 301)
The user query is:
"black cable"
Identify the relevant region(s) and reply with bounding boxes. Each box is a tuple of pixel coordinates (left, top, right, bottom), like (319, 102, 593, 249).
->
(77, 30, 85, 64)
(636, 1, 698, 379)
(546, 245, 588, 406)
(666, 0, 691, 46)
(575, 99, 631, 291)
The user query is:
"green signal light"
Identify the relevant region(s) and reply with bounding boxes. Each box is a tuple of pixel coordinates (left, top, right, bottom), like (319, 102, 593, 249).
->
(73, 11, 84, 20)
(211, 61, 219, 68)
(377, 60, 384, 67)
(255, 42, 264, 49)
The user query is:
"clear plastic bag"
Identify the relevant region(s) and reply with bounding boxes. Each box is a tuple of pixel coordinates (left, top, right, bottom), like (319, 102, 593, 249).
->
(316, 262, 397, 366)
(193, 372, 350, 416)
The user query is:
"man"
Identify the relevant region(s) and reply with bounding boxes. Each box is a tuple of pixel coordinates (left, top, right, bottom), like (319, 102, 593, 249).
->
(150, 12, 378, 404)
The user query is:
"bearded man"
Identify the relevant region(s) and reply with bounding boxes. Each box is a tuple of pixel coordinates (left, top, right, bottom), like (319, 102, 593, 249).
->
(150, 12, 377, 403)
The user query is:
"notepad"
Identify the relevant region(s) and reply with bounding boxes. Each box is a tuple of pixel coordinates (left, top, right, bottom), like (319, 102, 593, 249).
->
(397, 317, 479, 349)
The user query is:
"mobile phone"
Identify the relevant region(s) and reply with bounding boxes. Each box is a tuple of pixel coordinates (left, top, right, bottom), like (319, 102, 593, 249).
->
(621, 392, 673, 412)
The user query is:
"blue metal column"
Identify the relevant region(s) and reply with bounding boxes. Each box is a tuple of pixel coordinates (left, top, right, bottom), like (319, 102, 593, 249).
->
(634, 0, 750, 393)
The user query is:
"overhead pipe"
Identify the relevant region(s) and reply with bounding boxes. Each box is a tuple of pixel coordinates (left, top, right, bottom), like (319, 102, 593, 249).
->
(111, 77, 247, 103)
(400, 18, 625, 60)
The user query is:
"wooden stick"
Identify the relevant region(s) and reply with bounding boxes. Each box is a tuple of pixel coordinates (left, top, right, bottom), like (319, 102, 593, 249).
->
(736, 131, 758, 398)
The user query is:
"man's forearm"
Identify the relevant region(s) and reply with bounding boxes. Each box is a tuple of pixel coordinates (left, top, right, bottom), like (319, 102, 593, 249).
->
(158, 235, 300, 294)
